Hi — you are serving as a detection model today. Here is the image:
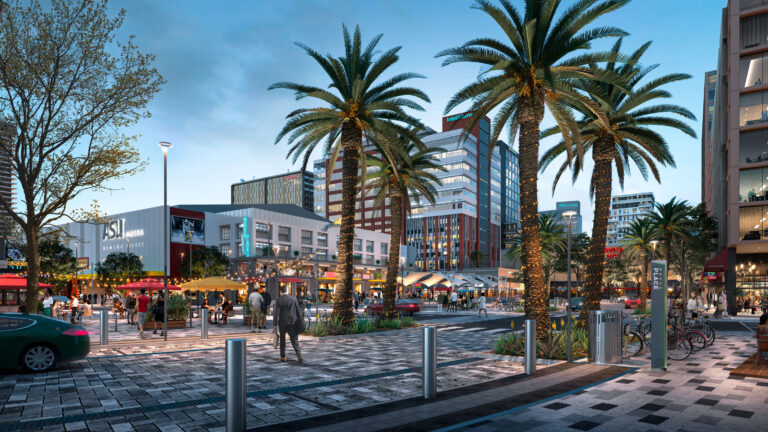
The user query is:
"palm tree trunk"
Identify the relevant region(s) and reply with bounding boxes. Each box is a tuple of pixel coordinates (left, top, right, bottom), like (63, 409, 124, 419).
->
(518, 94, 549, 337)
(639, 252, 649, 311)
(581, 138, 614, 321)
(383, 179, 402, 318)
(331, 123, 361, 325)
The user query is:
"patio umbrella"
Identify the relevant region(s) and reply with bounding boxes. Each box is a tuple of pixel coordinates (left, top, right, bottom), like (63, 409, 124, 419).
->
(52, 295, 69, 302)
(116, 277, 181, 291)
(180, 276, 245, 292)
(0, 273, 54, 290)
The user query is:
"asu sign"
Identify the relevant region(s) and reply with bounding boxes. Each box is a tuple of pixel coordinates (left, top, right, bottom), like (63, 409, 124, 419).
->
(102, 220, 124, 240)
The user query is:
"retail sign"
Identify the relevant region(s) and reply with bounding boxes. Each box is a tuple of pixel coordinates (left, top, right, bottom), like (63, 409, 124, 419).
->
(324, 271, 337, 279)
(76, 257, 89, 270)
(650, 260, 667, 371)
(241, 217, 250, 257)
(171, 216, 205, 244)
(6, 246, 26, 269)
(605, 247, 623, 258)
(103, 219, 124, 240)
(446, 112, 473, 122)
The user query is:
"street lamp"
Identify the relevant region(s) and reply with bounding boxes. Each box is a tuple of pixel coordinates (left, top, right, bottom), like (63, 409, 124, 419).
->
(650, 240, 659, 260)
(159, 141, 172, 342)
(562, 210, 577, 362)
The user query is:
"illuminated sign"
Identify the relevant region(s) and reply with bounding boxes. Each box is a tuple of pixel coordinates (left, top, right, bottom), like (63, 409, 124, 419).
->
(605, 247, 623, 258)
(446, 112, 473, 122)
(241, 216, 250, 257)
(103, 220, 124, 240)
(76, 257, 89, 270)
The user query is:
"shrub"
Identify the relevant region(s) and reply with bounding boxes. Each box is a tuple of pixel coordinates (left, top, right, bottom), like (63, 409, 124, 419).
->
(493, 328, 589, 360)
(308, 315, 415, 336)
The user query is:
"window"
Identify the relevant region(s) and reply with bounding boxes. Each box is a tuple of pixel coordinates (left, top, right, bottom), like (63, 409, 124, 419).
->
(740, 90, 768, 127)
(366, 240, 374, 253)
(301, 246, 312, 256)
(235, 242, 242, 257)
(317, 232, 328, 247)
(316, 249, 328, 260)
(366, 255, 374, 264)
(219, 243, 232, 257)
(381, 243, 388, 256)
(220, 225, 231, 241)
(354, 238, 362, 251)
(740, 167, 768, 202)
(740, 129, 768, 164)
(0, 316, 34, 331)
(742, 13, 768, 50)
(236, 223, 242, 239)
(301, 230, 313, 245)
(254, 223, 270, 240)
(743, 0, 767, 11)
(278, 226, 291, 242)
(740, 205, 768, 240)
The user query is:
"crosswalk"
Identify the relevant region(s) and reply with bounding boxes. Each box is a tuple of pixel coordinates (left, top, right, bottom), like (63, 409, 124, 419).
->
(433, 324, 510, 335)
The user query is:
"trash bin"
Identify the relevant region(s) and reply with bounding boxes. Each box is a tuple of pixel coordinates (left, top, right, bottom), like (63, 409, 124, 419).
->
(588, 310, 623, 364)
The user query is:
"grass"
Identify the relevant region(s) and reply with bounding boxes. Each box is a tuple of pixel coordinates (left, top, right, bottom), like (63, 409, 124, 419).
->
(493, 328, 589, 360)
(309, 315, 416, 337)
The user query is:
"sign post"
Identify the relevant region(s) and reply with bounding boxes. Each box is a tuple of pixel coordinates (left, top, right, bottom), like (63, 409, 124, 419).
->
(650, 260, 668, 371)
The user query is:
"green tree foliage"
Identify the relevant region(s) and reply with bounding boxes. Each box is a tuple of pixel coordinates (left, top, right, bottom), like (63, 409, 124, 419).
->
(507, 213, 567, 290)
(38, 239, 77, 292)
(96, 252, 143, 293)
(179, 246, 230, 279)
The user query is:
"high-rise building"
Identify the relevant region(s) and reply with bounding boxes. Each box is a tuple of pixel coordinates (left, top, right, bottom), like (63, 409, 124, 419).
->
(231, 170, 314, 212)
(606, 193, 655, 247)
(497, 142, 520, 249)
(702, 70, 717, 211)
(703, 0, 768, 302)
(540, 201, 583, 234)
(0, 123, 14, 224)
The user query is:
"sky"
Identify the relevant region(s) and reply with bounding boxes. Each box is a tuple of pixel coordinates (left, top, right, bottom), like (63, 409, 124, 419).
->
(65, 0, 725, 234)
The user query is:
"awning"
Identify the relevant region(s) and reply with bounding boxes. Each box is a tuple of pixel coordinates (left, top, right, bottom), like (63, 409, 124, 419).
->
(116, 277, 181, 291)
(0, 274, 54, 290)
(280, 277, 303, 284)
(702, 249, 729, 273)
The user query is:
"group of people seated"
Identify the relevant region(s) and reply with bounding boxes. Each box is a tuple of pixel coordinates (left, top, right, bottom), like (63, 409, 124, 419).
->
(200, 294, 234, 324)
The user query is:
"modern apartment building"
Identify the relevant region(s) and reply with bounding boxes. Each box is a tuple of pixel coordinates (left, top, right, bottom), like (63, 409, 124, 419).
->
(497, 141, 521, 249)
(606, 193, 655, 247)
(703, 0, 768, 302)
(540, 201, 583, 234)
(702, 70, 718, 211)
(231, 170, 314, 212)
(0, 123, 14, 224)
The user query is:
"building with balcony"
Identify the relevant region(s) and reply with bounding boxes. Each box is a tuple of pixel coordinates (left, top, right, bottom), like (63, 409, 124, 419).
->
(606, 193, 655, 247)
(231, 170, 314, 212)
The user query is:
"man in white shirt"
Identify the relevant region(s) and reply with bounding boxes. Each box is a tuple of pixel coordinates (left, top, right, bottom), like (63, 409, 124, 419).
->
(248, 289, 264, 333)
(70, 295, 79, 324)
(450, 290, 458, 314)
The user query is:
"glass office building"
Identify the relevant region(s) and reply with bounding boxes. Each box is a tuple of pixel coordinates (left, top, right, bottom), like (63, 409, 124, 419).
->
(231, 170, 314, 212)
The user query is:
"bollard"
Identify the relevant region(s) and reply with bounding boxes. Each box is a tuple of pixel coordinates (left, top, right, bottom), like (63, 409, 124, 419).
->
(201, 308, 209, 339)
(114, 312, 118, 332)
(226, 339, 246, 432)
(100, 310, 108, 346)
(422, 326, 437, 400)
(525, 319, 536, 375)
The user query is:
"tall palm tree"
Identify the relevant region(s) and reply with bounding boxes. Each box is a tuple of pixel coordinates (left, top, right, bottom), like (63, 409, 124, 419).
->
(506, 213, 567, 293)
(270, 25, 429, 324)
(365, 137, 444, 317)
(539, 39, 696, 317)
(620, 218, 658, 311)
(649, 197, 690, 264)
(437, 0, 629, 336)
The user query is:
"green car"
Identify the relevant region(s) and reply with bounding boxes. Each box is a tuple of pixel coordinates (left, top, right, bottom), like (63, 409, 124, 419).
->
(0, 313, 90, 372)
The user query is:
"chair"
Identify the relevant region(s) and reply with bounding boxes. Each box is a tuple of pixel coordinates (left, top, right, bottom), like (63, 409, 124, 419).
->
(756, 325, 768, 366)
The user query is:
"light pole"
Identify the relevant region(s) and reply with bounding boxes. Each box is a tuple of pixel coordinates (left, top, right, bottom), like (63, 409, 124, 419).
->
(650, 240, 659, 260)
(187, 230, 193, 280)
(562, 210, 577, 362)
(160, 141, 172, 342)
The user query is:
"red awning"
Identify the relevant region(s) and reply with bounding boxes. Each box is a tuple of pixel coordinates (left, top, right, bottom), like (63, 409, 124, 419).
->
(280, 277, 303, 284)
(0, 274, 54, 290)
(702, 249, 729, 273)
(116, 277, 181, 291)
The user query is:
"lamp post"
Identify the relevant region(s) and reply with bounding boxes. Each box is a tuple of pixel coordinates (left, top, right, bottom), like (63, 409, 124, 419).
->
(650, 240, 659, 260)
(562, 210, 577, 362)
(160, 141, 172, 342)
(187, 230, 193, 280)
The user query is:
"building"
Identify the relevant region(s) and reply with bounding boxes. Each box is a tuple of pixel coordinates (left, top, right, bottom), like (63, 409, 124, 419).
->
(231, 170, 314, 212)
(497, 142, 521, 248)
(0, 122, 14, 225)
(702, 70, 717, 211)
(703, 0, 768, 303)
(606, 193, 655, 247)
(540, 201, 583, 234)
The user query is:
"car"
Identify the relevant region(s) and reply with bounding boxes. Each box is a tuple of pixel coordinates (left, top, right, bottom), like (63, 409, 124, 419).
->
(0, 313, 90, 372)
(364, 299, 421, 316)
(624, 298, 641, 309)
(570, 297, 584, 311)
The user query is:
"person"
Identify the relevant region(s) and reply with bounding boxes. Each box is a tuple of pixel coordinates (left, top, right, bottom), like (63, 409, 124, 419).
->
(153, 292, 165, 335)
(261, 288, 272, 329)
(687, 293, 703, 319)
(353, 290, 359, 311)
(220, 295, 233, 325)
(304, 293, 312, 328)
(450, 290, 458, 313)
(70, 295, 79, 324)
(113, 299, 125, 318)
(273, 286, 303, 364)
(17, 305, 26, 313)
(248, 289, 264, 333)
(719, 291, 728, 317)
(478, 291, 488, 318)
(201, 298, 213, 322)
(42, 292, 53, 317)
(135, 289, 149, 337)
(125, 293, 136, 325)
(437, 292, 443, 312)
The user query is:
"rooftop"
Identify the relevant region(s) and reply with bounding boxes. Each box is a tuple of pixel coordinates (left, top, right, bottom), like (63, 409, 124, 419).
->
(174, 204, 330, 223)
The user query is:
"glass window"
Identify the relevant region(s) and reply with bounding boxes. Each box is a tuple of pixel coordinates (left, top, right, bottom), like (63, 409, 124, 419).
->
(381, 243, 388, 256)
(219, 243, 232, 257)
(743, 0, 767, 11)
(235, 242, 242, 257)
(301, 230, 313, 245)
(236, 223, 242, 240)
(742, 13, 768, 50)
(278, 226, 291, 242)
(366, 240, 374, 253)
(739, 205, 768, 240)
(301, 246, 312, 256)
(0, 316, 34, 330)
(739, 91, 768, 127)
(317, 249, 328, 260)
(254, 223, 270, 239)
(366, 255, 374, 264)
(354, 238, 362, 251)
(219, 225, 231, 241)
(740, 129, 768, 164)
(317, 232, 328, 247)
(740, 167, 768, 202)
(741, 54, 768, 89)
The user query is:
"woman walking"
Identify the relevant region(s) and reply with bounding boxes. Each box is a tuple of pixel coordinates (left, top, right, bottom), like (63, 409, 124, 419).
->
(478, 292, 488, 318)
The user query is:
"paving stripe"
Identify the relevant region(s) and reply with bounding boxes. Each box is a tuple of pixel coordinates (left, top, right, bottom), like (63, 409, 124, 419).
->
(453, 327, 486, 332)
(88, 343, 273, 359)
(0, 357, 484, 432)
(436, 326, 463, 331)
(482, 329, 509, 334)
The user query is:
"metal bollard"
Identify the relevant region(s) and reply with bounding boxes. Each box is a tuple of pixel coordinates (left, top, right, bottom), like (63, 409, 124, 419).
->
(525, 319, 536, 375)
(422, 326, 437, 400)
(100, 311, 108, 346)
(201, 308, 209, 339)
(114, 312, 118, 332)
(226, 339, 246, 432)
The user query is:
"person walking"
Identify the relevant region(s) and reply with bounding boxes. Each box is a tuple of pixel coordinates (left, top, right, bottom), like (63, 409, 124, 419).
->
(125, 293, 136, 325)
(478, 292, 488, 318)
(273, 286, 303, 364)
(248, 289, 264, 333)
(136, 289, 150, 338)
(42, 292, 53, 317)
(450, 290, 458, 313)
(152, 292, 165, 336)
(687, 292, 703, 319)
(261, 288, 272, 330)
(353, 290, 359, 311)
(437, 292, 443, 312)
(70, 295, 79, 324)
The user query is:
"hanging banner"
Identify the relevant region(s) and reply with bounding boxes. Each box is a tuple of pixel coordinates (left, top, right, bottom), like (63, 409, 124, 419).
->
(651, 260, 668, 371)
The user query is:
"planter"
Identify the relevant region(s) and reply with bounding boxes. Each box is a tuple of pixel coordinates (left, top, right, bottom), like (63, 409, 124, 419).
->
(145, 318, 186, 329)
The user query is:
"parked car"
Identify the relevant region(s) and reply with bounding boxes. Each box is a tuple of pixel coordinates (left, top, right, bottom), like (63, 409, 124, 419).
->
(570, 297, 584, 311)
(0, 313, 90, 372)
(624, 298, 641, 309)
(365, 299, 421, 316)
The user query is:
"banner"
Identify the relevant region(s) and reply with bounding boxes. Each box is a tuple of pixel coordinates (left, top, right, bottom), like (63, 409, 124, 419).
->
(171, 216, 205, 244)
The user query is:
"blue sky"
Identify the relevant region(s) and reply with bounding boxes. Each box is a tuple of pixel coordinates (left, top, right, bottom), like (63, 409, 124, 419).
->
(73, 0, 724, 233)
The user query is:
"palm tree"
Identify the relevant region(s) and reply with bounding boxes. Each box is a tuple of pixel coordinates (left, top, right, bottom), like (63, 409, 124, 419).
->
(539, 39, 696, 317)
(437, 0, 629, 336)
(270, 25, 429, 324)
(649, 197, 690, 264)
(365, 137, 444, 317)
(506, 213, 567, 293)
(620, 218, 658, 311)
(470, 250, 485, 268)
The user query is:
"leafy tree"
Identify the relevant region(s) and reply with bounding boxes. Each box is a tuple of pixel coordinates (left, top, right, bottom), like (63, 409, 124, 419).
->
(620, 218, 658, 310)
(38, 239, 77, 292)
(603, 254, 630, 291)
(179, 246, 230, 279)
(96, 252, 143, 293)
(666, 203, 717, 304)
(554, 232, 591, 287)
(270, 25, 428, 324)
(365, 136, 443, 317)
(540, 39, 695, 319)
(438, 0, 629, 336)
(0, 0, 164, 312)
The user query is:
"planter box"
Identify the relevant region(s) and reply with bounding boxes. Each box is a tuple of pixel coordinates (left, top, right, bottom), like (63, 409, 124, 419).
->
(145, 319, 186, 329)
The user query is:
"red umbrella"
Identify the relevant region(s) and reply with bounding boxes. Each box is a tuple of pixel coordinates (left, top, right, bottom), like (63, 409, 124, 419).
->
(115, 277, 181, 291)
(0, 274, 54, 289)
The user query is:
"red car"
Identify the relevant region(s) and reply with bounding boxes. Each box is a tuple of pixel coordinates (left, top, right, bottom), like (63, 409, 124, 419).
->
(624, 298, 641, 309)
(365, 299, 421, 316)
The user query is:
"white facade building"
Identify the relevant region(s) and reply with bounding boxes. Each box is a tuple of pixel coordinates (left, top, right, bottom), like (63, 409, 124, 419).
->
(606, 192, 656, 247)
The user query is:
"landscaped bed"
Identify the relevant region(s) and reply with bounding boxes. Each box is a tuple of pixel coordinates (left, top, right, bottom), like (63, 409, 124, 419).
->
(493, 328, 589, 360)
(308, 315, 416, 337)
